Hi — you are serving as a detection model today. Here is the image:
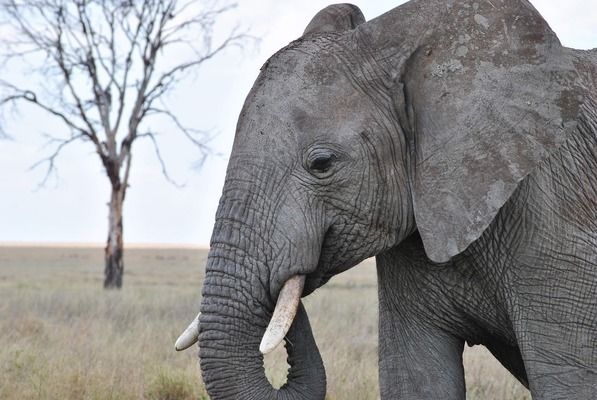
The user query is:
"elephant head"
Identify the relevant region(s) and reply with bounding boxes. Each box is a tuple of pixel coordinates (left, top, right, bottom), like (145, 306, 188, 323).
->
(178, 1, 584, 398)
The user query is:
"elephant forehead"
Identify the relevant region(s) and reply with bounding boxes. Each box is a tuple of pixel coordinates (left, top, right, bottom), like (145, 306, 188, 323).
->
(235, 51, 375, 148)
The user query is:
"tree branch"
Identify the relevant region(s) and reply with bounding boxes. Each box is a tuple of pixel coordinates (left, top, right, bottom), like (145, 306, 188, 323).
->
(0, 83, 102, 152)
(144, 27, 249, 106)
(29, 131, 85, 189)
(0, 0, 250, 189)
(143, 105, 214, 159)
(138, 131, 186, 187)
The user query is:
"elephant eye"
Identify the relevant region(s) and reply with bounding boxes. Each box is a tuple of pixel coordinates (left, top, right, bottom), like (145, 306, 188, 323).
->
(308, 153, 336, 175)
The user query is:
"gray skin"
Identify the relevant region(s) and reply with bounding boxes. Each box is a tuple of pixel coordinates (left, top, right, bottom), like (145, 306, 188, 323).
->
(197, 1, 597, 399)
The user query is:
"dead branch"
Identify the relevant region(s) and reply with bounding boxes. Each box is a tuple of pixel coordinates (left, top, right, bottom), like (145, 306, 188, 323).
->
(0, 0, 249, 187)
(29, 131, 85, 189)
(138, 131, 186, 188)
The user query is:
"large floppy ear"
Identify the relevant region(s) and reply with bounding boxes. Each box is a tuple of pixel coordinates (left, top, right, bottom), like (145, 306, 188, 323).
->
(402, 0, 583, 262)
(304, 4, 365, 35)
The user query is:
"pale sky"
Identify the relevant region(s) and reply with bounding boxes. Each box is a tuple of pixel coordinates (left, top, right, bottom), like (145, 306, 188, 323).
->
(0, 0, 595, 246)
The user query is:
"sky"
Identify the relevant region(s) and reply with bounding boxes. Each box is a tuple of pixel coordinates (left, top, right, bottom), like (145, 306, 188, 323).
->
(0, 0, 595, 246)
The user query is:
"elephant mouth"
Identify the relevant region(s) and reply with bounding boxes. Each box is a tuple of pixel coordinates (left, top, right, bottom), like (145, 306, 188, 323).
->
(303, 268, 332, 296)
(303, 271, 322, 297)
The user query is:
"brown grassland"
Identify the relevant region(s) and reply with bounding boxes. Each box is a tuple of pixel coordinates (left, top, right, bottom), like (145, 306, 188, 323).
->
(0, 246, 530, 399)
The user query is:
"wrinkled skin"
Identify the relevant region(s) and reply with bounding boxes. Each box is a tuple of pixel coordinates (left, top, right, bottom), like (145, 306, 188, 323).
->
(194, 1, 597, 399)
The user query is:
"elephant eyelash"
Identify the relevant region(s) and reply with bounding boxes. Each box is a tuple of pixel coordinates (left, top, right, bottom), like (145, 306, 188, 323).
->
(309, 153, 337, 174)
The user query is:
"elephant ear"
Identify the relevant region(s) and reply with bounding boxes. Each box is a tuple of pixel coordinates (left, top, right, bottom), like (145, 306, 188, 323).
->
(304, 4, 365, 35)
(405, 0, 583, 262)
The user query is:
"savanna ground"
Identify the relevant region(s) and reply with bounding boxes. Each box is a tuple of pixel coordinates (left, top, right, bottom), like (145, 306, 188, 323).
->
(0, 246, 530, 399)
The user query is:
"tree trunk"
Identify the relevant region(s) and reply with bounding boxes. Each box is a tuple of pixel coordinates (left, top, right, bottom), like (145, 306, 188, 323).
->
(104, 186, 124, 289)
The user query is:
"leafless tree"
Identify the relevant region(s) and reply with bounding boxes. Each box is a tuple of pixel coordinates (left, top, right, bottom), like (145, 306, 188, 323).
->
(0, 0, 249, 288)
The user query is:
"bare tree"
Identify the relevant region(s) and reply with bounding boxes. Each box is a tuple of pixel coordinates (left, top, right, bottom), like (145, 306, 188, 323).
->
(0, 0, 248, 288)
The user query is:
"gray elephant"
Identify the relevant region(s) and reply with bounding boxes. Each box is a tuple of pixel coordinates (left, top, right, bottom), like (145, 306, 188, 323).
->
(176, 0, 597, 399)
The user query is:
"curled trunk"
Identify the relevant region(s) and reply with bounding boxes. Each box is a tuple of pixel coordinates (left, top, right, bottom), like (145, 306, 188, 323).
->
(198, 246, 326, 400)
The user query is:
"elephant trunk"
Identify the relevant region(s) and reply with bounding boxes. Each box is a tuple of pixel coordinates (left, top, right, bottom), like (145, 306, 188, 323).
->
(198, 237, 326, 399)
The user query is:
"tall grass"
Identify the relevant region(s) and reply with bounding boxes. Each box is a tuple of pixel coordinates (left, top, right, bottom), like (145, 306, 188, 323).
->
(0, 246, 529, 399)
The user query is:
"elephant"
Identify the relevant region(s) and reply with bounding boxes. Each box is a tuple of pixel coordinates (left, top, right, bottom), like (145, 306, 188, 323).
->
(176, 0, 597, 399)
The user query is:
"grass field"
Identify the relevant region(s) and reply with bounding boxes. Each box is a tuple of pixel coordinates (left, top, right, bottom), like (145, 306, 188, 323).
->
(0, 246, 530, 399)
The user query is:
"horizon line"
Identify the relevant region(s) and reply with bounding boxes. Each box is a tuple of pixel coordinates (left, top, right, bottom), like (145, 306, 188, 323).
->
(0, 241, 210, 249)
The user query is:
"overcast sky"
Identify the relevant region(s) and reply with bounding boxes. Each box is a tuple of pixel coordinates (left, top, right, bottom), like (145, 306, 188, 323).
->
(0, 0, 595, 246)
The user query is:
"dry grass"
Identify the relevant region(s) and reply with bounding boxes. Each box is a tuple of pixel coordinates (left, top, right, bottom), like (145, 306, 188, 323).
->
(0, 246, 530, 399)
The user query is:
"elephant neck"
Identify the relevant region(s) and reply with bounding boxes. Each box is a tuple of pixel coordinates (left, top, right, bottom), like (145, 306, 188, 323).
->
(522, 96, 597, 236)
(466, 96, 597, 268)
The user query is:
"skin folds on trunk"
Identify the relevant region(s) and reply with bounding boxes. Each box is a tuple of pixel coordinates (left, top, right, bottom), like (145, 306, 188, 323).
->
(199, 247, 325, 400)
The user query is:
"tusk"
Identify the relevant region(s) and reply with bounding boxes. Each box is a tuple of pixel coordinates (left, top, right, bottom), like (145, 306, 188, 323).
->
(175, 312, 200, 351)
(259, 275, 305, 354)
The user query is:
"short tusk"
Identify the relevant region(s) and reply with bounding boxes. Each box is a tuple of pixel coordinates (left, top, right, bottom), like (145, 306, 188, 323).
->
(259, 275, 305, 355)
(175, 312, 200, 351)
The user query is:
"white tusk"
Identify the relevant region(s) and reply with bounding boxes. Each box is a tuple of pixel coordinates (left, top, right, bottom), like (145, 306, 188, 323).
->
(259, 275, 305, 355)
(175, 312, 200, 351)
